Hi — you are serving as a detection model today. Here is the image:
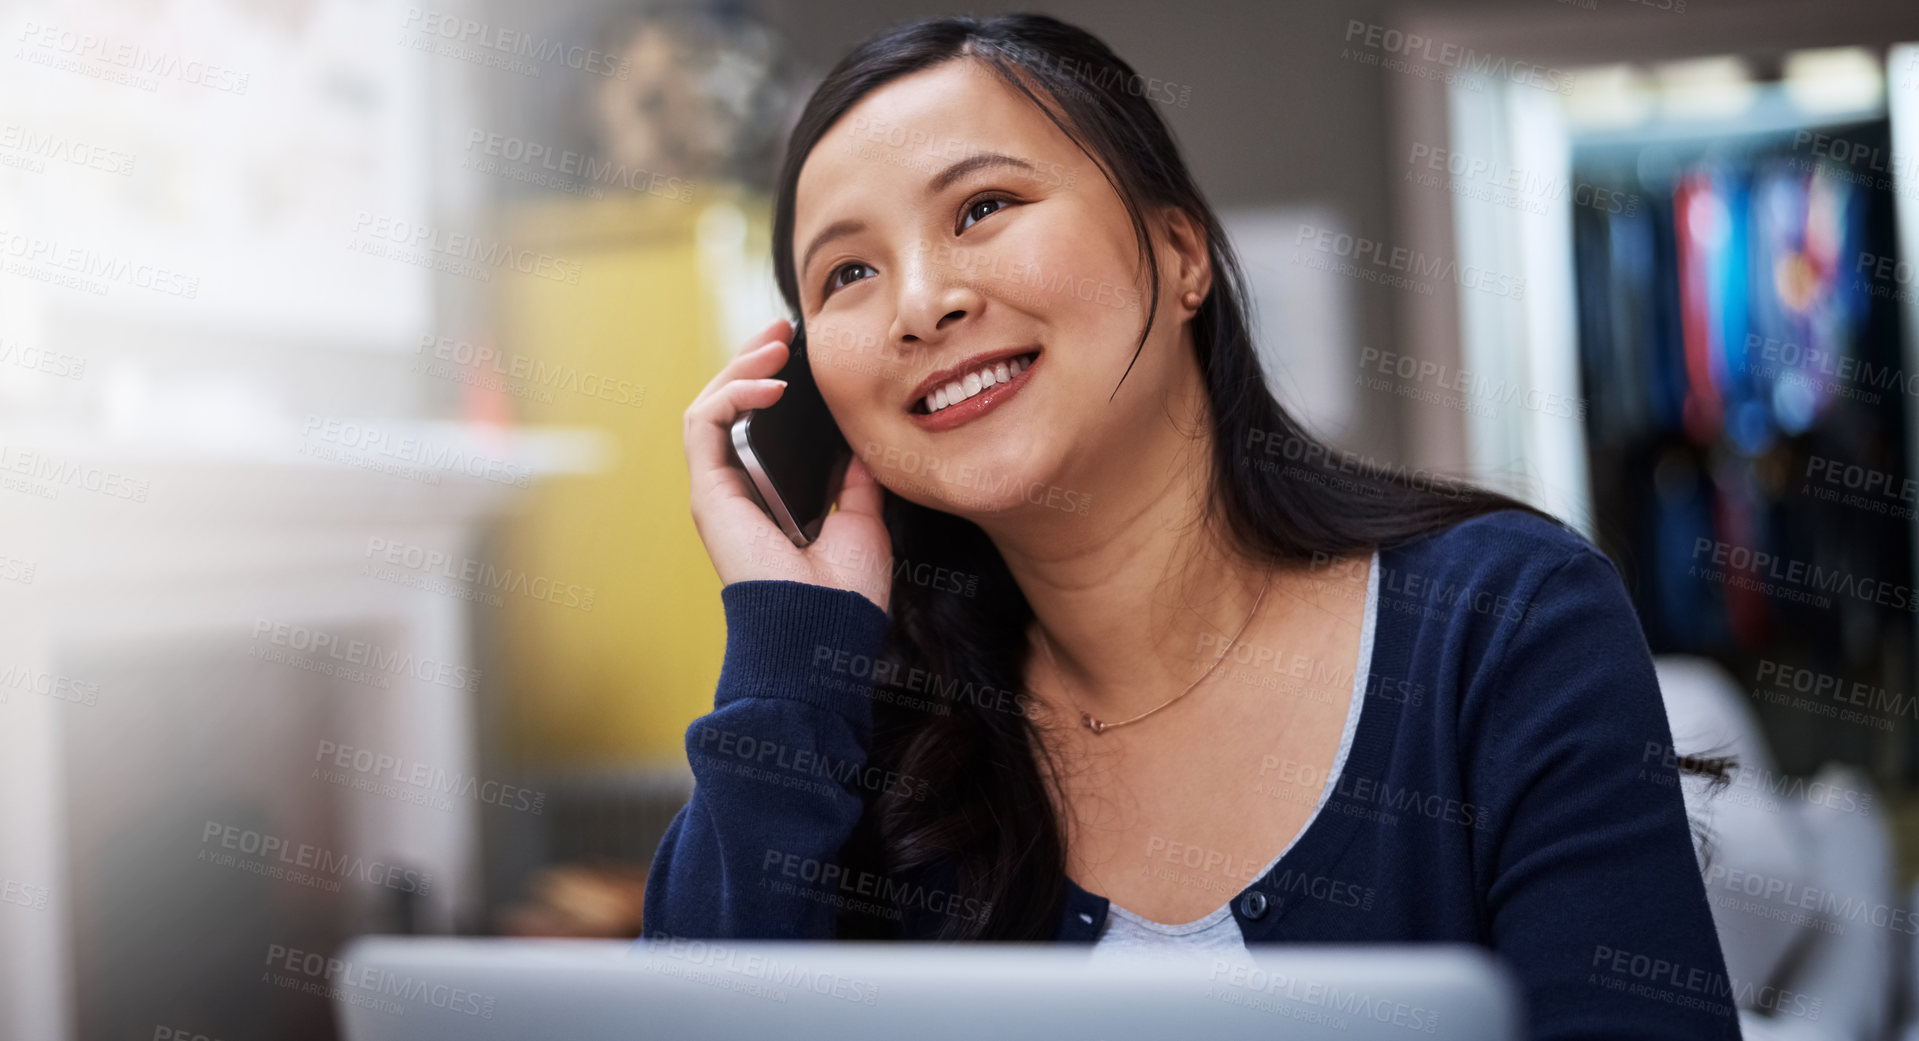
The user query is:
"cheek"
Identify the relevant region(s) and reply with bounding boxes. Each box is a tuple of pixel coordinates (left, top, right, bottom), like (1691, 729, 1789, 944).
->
(811, 354, 896, 447)
(991, 207, 1146, 333)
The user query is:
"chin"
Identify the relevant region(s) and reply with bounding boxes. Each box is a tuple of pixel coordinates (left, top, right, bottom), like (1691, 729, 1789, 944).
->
(867, 441, 1088, 519)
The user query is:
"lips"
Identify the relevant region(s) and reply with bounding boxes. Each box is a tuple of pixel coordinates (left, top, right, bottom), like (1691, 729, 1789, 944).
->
(908, 347, 1041, 414)
(907, 349, 1042, 432)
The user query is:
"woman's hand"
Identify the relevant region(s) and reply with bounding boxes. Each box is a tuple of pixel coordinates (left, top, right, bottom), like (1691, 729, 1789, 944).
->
(683, 318, 893, 613)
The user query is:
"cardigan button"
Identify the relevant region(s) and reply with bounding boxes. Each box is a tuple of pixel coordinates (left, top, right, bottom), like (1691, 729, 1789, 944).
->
(1239, 891, 1270, 920)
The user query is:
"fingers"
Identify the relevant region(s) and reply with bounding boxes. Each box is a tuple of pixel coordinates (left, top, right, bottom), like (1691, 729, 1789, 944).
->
(685, 319, 797, 499)
(697, 320, 792, 401)
(683, 378, 787, 482)
(745, 317, 794, 356)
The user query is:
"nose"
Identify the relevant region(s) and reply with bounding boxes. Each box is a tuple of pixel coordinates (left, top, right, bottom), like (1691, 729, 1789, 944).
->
(888, 241, 986, 348)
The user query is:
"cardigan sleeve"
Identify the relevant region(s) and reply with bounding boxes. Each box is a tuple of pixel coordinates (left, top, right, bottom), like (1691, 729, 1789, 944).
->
(1473, 547, 1743, 1041)
(642, 579, 892, 940)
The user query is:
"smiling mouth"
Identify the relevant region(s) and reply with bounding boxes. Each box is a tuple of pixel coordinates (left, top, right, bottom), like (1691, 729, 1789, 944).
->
(911, 350, 1041, 415)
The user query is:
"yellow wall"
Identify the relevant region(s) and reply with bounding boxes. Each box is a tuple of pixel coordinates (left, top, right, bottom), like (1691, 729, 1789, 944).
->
(489, 188, 769, 766)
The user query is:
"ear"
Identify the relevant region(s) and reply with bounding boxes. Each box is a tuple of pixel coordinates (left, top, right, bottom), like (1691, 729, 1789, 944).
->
(1155, 205, 1213, 306)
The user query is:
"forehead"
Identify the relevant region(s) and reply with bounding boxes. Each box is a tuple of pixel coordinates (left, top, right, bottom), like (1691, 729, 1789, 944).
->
(795, 59, 1068, 227)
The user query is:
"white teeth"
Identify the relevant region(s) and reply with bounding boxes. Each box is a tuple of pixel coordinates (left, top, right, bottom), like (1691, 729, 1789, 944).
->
(921, 353, 1036, 413)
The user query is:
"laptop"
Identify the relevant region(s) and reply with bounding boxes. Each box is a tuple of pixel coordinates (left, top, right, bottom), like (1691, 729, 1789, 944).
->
(333, 936, 1522, 1040)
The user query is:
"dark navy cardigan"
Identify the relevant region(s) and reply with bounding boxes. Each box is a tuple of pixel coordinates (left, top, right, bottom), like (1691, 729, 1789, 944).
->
(643, 510, 1742, 1040)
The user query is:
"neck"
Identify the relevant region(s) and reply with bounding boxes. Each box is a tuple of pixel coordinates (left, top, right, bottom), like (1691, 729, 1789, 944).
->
(976, 399, 1266, 728)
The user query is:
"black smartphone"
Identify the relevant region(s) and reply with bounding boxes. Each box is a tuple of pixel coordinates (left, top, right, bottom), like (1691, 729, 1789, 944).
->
(729, 323, 852, 547)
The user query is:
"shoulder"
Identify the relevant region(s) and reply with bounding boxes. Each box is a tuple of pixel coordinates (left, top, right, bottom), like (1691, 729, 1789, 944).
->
(1385, 507, 1608, 598)
(1396, 507, 1594, 564)
(1372, 508, 1625, 653)
(1377, 510, 1659, 747)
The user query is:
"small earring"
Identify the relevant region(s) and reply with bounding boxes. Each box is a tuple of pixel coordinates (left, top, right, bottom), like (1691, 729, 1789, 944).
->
(1182, 290, 1203, 309)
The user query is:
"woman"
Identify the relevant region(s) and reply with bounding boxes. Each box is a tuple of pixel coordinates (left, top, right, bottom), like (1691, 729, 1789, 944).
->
(652, 13, 1737, 1040)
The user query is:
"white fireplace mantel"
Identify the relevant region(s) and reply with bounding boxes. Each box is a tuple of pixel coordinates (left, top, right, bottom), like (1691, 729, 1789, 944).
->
(0, 420, 612, 1041)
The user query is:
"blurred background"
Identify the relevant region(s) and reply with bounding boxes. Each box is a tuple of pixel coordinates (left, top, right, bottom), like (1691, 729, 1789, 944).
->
(5, 0, 1919, 1038)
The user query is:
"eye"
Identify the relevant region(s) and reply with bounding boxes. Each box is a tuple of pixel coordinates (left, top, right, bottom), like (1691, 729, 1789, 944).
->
(823, 261, 874, 298)
(958, 192, 1016, 232)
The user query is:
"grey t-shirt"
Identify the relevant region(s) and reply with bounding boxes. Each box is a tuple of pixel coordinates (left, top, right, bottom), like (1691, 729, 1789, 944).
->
(1088, 549, 1380, 956)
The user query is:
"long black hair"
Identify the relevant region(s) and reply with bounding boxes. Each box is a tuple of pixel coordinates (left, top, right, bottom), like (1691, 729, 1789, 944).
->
(770, 13, 1645, 940)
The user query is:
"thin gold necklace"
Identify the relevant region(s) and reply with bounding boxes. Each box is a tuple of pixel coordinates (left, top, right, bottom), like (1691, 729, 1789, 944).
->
(1037, 573, 1273, 735)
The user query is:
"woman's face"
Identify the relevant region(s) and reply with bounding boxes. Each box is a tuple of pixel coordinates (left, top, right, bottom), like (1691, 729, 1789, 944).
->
(792, 58, 1207, 523)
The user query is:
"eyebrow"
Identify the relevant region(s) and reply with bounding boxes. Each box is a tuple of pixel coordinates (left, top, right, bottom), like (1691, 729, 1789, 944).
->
(798, 151, 1039, 284)
(927, 151, 1035, 194)
(798, 218, 867, 288)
